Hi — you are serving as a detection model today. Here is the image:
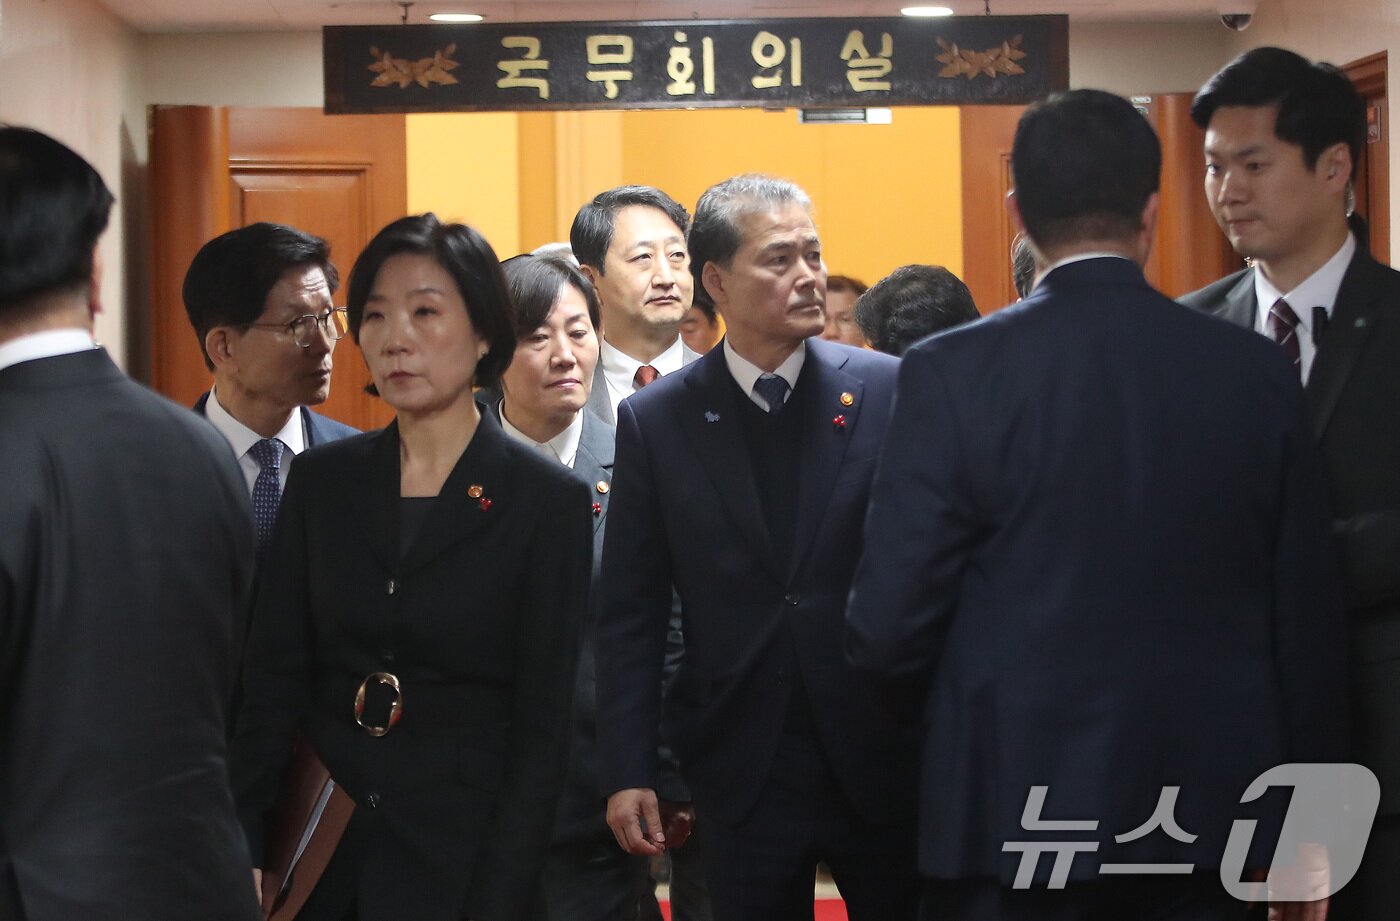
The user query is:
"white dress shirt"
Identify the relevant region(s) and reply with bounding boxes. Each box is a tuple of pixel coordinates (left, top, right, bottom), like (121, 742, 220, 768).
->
(498, 400, 583, 468)
(0, 328, 96, 373)
(203, 386, 307, 494)
(722, 339, 807, 411)
(600, 336, 686, 421)
(1253, 233, 1354, 385)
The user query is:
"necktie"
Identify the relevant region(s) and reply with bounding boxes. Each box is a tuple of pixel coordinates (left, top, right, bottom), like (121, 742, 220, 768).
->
(248, 438, 285, 566)
(753, 374, 790, 415)
(633, 365, 659, 389)
(1268, 297, 1302, 370)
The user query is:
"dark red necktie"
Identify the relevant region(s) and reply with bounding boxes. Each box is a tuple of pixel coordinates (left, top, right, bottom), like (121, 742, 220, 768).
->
(633, 365, 659, 389)
(1267, 298, 1301, 370)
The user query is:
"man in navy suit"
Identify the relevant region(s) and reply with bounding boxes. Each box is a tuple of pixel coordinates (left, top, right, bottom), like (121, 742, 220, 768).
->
(847, 90, 1348, 921)
(596, 174, 921, 921)
(1179, 49, 1400, 921)
(182, 223, 358, 559)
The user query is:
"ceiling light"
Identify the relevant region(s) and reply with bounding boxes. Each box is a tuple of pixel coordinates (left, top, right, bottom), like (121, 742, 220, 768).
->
(901, 6, 955, 15)
(429, 12, 485, 22)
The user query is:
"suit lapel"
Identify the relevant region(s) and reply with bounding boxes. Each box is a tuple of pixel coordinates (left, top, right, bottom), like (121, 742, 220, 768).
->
(586, 363, 615, 425)
(788, 341, 858, 583)
(1217, 270, 1258, 328)
(575, 408, 614, 534)
(677, 350, 778, 578)
(1307, 250, 1387, 439)
(400, 411, 511, 577)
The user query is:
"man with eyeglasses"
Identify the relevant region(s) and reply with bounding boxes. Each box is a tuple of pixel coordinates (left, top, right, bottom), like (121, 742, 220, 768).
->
(182, 222, 358, 564)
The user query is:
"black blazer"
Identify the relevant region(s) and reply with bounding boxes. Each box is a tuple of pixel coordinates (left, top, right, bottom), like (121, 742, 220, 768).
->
(848, 257, 1348, 881)
(229, 411, 592, 921)
(1182, 243, 1400, 813)
(594, 337, 917, 826)
(0, 349, 260, 921)
(194, 390, 360, 446)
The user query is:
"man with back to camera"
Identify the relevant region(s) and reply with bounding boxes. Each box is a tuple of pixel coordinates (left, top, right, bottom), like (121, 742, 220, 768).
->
(0, 125, 261, 921)
(182, 222, 358, 564)
(1181, 47, 1400, 921)
(847, 90, 1348, 921)
(595, 173, 921, 921)
(571, 185, 702, 425)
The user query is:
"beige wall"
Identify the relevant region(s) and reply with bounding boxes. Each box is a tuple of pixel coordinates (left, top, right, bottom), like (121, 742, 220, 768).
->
(0, 0, 144, 370)
(1069, 21, 1234, 94)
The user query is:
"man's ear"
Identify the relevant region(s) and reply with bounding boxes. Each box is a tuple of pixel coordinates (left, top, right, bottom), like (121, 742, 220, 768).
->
(1319, 142, 1354, 190)
(701, 261, 727, 309)
(579, 263, 601, 286)
(205, 327, 235, 372)
(1006, 189, 1027, 235)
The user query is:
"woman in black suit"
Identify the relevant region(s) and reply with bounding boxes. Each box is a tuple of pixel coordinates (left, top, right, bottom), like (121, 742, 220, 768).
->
(230, 215, 593, 921)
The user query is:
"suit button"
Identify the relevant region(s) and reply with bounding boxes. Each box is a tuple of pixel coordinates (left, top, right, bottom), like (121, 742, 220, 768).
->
(366, 792, 380, 809)
(776, 670, 787, 685)
(382, 651, 396, 665)
(785, 593, 800, 606)
(385, 579, 397, 596)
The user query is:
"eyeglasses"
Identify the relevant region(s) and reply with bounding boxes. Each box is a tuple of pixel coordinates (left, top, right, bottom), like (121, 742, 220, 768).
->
(243, 307, 350, 348)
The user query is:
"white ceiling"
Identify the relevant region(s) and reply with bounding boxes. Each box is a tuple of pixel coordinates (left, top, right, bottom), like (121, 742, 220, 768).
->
(96, 0, 1230, 33)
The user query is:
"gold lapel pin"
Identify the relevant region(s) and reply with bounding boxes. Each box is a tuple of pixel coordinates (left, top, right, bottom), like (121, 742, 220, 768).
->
(596, 481, 610, 495)
(467, 484, 484, 498)
(840, 392, 855, 406)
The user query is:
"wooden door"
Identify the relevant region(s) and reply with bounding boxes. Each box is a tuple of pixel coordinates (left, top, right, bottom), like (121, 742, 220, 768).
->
(1345, 52, 1389, 265)
(150, 106, 407, 431)
(959, 104, 1024, 314)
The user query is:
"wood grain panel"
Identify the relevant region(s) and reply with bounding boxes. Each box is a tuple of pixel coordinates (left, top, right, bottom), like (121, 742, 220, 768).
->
(959, 104, 1025, 314)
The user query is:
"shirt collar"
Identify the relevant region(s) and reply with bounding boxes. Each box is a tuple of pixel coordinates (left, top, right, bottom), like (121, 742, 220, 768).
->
(1033, 252, 1133, 292)
(0, 328, 96, 373)
(722, 338, 806, 397)
(1253, 232, 1355, 335)
(600, 336, 686, 393)
(497, 400, 584, 468)
(205, 386, 306, 460)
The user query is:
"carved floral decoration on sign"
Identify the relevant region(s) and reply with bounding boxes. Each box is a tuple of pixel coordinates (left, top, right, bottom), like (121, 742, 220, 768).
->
(936, 35, 1026, 79)
(369, 45, 461, 88)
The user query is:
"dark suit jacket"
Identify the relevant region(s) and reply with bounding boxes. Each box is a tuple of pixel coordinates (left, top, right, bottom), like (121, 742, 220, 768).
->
(0, 349, 260, 921)
(595, 337, 916, 826)
(1182, 243, 1400, 814)
(229, 412, 592, 921)
(585, 341, 702, 425)
(193, 390, 360, 446)
(847, 257, 1348, 881)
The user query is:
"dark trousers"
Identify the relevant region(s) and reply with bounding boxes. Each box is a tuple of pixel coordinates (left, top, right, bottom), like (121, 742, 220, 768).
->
(1330, 812, 1400, 921)
(919, 875, 1263, 921)
(699, 732, 920, 921)
(542, 830, 653, 921)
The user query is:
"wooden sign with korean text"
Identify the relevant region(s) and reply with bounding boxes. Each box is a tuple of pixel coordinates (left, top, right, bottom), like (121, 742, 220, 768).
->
(323, 17, 1068, 114)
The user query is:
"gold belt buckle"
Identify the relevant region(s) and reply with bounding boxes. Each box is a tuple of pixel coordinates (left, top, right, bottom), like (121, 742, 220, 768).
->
(354, 671, 403, 736)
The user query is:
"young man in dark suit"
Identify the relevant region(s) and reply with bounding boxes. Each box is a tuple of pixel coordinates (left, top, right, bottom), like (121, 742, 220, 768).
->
(848, 90, 1348, 921)
(0, 126, 261, 920)
(182, 223, 358, 562)
(596, 174, 921, 921)
(1180, 47, 1400, 921)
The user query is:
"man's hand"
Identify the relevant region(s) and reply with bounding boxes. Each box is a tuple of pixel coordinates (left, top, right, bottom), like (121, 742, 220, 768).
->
(252, 868, 263, 904)
(1268, 842, 1330, 921)
(606, 787, 666, 855)
(659, 801, 696, 850)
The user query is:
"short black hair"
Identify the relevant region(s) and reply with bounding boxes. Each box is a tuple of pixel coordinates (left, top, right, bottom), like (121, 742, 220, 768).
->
(182, 223, 338, 371)
(500, 253, 601, 337)
(855, 265, 979, 356)
(826, 275, 868, 297)
(1012, 90, 1161, 251)
(570, 185, 690, 273)
(1191, 47, 1365, 172)
(689, 174, 812, 297)
(0, 126, 113, 318)
(345, 213, 515, 390)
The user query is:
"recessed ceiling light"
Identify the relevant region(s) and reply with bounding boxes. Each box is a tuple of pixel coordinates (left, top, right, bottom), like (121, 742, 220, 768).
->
(429, 12, 485, 22)
(901, 5, 955, 15)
